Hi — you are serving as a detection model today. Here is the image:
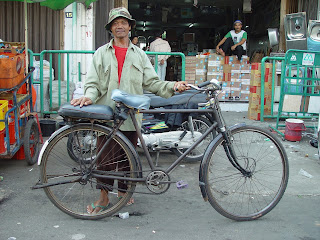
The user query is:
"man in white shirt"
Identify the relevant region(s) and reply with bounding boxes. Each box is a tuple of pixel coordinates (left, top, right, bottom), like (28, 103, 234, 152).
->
(216, 20, 247, 61)
(150, 30, 171, 80)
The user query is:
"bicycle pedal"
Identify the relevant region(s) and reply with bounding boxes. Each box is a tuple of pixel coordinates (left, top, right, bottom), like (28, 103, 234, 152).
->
(176, 180, 188, 190)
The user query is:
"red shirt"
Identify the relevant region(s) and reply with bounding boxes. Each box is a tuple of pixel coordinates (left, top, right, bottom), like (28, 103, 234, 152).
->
(114, 45, 128, 84)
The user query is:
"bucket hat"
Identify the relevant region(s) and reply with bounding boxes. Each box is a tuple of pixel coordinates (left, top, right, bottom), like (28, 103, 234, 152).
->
(105, 7, 136, 30)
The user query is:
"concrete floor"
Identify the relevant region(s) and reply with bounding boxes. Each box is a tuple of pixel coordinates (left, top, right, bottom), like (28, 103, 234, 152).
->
(0, 111, 319, 240)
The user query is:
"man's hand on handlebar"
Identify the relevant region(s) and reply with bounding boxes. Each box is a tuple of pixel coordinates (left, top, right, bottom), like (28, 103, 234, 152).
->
(173, 81, 191, 93)
(70, 97, 93, 107)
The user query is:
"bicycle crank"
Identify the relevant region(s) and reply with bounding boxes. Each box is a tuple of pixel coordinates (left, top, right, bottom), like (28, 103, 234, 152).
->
(145, 170, 171, 194)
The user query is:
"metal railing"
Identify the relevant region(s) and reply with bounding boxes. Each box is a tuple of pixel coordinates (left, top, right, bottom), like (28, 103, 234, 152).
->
(29, 50, 186, 116)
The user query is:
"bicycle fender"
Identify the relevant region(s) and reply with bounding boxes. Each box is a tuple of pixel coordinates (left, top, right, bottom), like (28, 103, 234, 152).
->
(37, 125, 71, 165)
(198, 122, 246, 201)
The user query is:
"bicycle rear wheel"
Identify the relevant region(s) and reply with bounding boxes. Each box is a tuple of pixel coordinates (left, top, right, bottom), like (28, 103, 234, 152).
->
(40, 123, 138, 220)
(203, 125, 289, 221)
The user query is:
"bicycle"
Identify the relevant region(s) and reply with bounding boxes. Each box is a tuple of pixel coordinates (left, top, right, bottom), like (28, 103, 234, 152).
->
(33, 79, 289, 221)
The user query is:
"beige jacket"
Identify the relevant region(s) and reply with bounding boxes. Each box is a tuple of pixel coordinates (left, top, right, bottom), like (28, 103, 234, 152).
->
(149, 38, 171, 62)
(84, 39, 175, 131)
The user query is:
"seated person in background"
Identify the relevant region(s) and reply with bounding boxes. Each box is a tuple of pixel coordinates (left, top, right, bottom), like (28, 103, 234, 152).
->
(216, 20, 247, 61)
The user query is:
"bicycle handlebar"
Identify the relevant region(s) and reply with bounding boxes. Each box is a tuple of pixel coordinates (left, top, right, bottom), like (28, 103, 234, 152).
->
(188, 79, 222, 91)
(198, 80, 211, 88)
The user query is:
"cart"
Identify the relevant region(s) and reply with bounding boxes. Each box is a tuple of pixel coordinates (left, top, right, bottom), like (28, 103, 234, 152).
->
(0, 67, 41, 165)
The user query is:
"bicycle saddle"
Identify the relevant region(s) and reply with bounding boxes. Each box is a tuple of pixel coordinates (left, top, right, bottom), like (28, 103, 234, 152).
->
(58, 103, 113, 121)
(111, 89, 150, 110)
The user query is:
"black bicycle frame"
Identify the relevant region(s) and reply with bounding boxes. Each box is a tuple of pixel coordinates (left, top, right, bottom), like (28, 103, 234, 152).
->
(33, 98, 250, 190)
(89, 102, 252, 183)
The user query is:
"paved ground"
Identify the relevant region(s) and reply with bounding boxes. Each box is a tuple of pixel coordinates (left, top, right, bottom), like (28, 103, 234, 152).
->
(0, 111, 319, 240)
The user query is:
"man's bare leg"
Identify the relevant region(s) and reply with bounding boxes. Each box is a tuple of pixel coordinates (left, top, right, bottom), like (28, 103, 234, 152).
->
(217, 48, 225, 57)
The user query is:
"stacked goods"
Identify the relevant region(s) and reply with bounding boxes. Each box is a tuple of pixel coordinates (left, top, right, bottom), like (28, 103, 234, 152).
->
(220, 81, 230, 100)
(184, 56, 197, 85)
(239, 64, 251, 100)
(248, 63, 273, 120)
(207, 53, 224, 82)
(195, 54, 208, 84)
(219, 55, 251, 100)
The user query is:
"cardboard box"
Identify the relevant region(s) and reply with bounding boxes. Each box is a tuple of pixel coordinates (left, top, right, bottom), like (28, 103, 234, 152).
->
(231, 64, 241, 73)
(207, 75, 223, 82)
(241, 79, 250, 85)
(208, 60, 223, 66)
(249, 93, 272, 105)
(224, 55, 240, 64)
(231, 72, 241, 80)
(185, 75, 195, 81)
(240, 92, 249, 101)
(251, 62, 273, 71)
(185, 69, 196, 74)
(248, 107, 261, 120)
(250, 72, 262, 86)
(208, 53, 224, 62)
(218, 91, 230, 100)
(240, 55, 250, 64)
(223, 64, 232, 73)
(223, 73, 231, 81)
(241, 84, 250, 91)
(195, 75, 207, 83)
(185, 63, 196, 69)
(186, 79, 195, 85)
(248, 105, 271, 121)
(230, 90, 241, 98)
(196, 55, 208, 65)
(185, 56, 197, 63)
(240, 64, 251, 73)
(230, 82, 241, 90)
(196, 69, 207, 75)
(207, 65, 223, 72)
(221, 81, 231, 88)
(240, 73, 251, 80)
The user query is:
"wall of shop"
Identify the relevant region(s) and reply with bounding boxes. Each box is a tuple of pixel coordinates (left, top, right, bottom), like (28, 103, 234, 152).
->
(63, 3, 94, 83)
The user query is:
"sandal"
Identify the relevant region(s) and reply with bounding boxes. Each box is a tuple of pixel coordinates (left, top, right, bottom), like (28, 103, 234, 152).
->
(87, 202, 110, 214)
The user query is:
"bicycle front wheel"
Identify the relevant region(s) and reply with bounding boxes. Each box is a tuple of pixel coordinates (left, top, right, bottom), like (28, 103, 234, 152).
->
(40, 123, 138, 220)
(203, 125, 289, 221)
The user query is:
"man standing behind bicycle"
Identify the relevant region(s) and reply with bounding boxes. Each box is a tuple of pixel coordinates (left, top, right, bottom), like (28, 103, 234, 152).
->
(70, 7, 189, 214)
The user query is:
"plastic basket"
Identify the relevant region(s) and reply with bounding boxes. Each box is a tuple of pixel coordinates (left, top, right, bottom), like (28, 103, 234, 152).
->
(0, 100, 9, 131)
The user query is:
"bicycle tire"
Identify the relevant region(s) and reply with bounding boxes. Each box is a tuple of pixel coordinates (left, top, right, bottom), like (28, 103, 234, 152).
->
(171, 116, 215, 162)
(24, 119, 40, 165)
(40, 123, 138, 220)
(203, 125, 289, 221)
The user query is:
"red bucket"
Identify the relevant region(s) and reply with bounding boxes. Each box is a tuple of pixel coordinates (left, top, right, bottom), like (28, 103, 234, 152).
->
(285, 119, 306, 141)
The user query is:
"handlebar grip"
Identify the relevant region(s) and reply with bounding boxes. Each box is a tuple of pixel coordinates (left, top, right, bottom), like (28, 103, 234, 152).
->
(198, 80, 211, 88)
